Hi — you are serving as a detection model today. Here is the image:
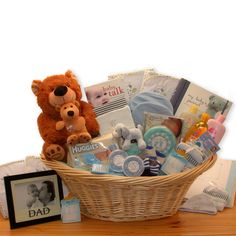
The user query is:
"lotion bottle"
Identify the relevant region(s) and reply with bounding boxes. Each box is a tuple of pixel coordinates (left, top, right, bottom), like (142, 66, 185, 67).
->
(183, 113, 210, 142)
(207, 114, 226, 144)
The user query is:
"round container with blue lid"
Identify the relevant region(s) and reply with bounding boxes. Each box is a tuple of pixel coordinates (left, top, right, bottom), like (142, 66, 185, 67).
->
(122, 155, 145, 176)
(109, 149, 128, 173)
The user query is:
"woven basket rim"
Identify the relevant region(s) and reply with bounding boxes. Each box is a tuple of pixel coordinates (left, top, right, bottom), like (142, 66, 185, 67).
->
(41, 154, 217, 185)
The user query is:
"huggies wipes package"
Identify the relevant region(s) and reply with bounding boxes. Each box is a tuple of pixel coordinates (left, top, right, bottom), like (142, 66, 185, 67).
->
(67, 142, 110, 171)
(67, 134, 118, 171)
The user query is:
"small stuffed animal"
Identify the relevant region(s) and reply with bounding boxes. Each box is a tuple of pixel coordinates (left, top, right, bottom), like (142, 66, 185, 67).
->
(112, 123, 146, 151)
(56, 102, 92, 145)
(32, 70, 99, 161)
(206, 95, 228, 118)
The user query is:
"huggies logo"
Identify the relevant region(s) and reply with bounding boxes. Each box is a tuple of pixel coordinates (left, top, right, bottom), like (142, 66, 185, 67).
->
(71, 143, 100, 154)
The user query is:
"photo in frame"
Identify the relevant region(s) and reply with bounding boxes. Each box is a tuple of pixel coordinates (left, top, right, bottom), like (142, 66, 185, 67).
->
(4, 170, 63, 229)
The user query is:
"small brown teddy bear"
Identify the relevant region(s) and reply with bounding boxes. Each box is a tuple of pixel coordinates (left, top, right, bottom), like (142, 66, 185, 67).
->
(56, 102, 92, 145)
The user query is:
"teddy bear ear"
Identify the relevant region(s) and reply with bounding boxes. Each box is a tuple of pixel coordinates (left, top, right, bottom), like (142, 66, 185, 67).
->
(31, 80, 42, 96)
(65, 70, 77, 81)
(74, 101, 81, 109)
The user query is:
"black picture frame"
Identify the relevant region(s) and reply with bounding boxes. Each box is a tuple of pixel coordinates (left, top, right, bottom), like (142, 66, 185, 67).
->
(4, 170, 63, 229)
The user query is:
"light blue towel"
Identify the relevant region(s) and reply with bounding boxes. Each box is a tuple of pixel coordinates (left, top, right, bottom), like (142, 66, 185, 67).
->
(129, 92, 173, 126)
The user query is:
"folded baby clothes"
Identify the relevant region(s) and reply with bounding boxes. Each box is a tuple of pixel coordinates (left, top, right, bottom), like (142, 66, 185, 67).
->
(179, 194, 218, 215)
(203, 185, 229, 211)
(128, 92, 173, 126)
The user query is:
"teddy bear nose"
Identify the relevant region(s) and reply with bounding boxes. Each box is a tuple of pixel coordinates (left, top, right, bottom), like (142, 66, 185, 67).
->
(54, 86, 68, 96)
(67, 111, 74, 117)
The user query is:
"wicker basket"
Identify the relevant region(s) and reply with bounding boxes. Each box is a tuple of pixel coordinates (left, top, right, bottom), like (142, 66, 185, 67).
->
(41, 154, 217, 222)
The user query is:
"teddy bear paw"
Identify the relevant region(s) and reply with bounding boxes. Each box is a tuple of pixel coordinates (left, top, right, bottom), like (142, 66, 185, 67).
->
(67, 134, 79, 146)
(78, 133, 92, 143)
(45, 144, 65, 161)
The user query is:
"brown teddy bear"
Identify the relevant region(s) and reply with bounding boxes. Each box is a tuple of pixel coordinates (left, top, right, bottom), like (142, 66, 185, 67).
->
(56, 102, 92, 145)
(31, 70, 99, 161)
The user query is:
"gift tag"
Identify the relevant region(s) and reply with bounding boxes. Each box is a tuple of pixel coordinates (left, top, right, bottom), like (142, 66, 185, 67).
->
(61, 198, 81, 223)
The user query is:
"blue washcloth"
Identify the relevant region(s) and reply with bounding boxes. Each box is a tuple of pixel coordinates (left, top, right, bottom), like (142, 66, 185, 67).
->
(129, 92, 173, 126)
